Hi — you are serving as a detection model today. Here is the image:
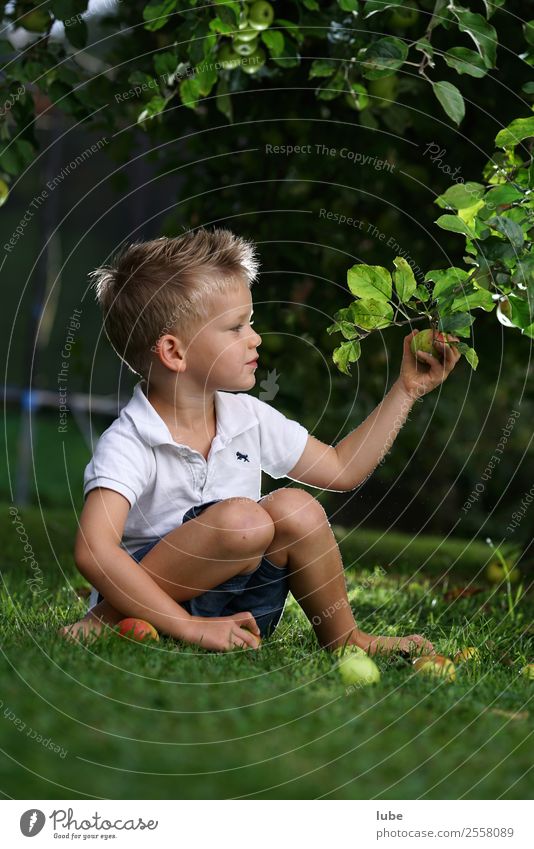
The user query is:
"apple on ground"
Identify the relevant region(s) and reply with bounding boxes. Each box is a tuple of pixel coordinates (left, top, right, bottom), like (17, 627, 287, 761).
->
(241, 625, 262, 646)
(116, 618, 159, 642)
(337, 654, 381, 687)
(454, 647, 480, 664)
(412, 654, 456, 682)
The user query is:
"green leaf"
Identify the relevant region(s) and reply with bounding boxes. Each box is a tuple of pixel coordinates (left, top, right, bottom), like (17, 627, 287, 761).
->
(495, 117, 534, 149)
(316, 71, 345, 100)
(361, 37, 408, 80)
(436, 214, 476, 238)
(64, 18, 87, 49)
(137, 95, 168, 125)
(456, 343, 479, 370)
(347, 264, 392, 301)
(308, 59, 337, 79)
(485, 184, 524, 206)
(393, 256, 417, 303)
(443, 47, 488, 78)
(524, 21, 534, 47)
(326, 319, 360, 340)
(432, 80, 465, 125)
(261, 29, 284, 57)
(209, 16, 235, 35)
(194, 62, 218, 97)
(435, 181, 485, 210)
(350, 298, 394, 330)
(438, 311, 475, 332)
(274, 18, 304, 46)
(153, 51, 179, 78)
(450, 288, 495, 312)
(452, 8, 497, 67)
(179, 77, 201, 110)
(272, 36, 300, 68)
(487, 215, 525, 250)
(338, 0, 358, 10)
(143, 0, 177, 32)
(414, 284, 430, 302)
(425, 268, 470, 303)
(333, 340, 362, 375)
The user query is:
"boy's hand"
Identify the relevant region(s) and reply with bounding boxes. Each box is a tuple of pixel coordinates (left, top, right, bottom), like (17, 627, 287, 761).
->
(397, 329, 461, 401)
(184, 611, 262, 652)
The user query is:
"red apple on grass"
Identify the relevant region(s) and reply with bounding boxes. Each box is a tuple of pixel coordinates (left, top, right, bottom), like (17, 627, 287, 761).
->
(116, 618, 159, 642)
(412, 654, 456, 682)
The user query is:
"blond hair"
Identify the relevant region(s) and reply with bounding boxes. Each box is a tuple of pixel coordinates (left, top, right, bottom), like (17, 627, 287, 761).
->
(89, 227, 260, 377)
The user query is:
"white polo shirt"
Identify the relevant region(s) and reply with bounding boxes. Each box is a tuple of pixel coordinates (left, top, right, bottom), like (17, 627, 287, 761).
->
(83, 380, 309, 557)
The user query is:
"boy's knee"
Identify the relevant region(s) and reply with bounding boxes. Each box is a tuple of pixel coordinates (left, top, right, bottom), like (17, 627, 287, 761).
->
(262, 487, 328, 537)
(215, 497, 275, 553)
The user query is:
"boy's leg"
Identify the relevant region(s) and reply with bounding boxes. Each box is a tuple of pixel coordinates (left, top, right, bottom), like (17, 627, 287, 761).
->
(258, 488, 358, 649)
(258, 488, 433, 655)
(66, 497, 275, 637)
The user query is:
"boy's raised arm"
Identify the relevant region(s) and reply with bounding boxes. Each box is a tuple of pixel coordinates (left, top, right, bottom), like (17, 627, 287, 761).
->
(75, 488, 195, 641)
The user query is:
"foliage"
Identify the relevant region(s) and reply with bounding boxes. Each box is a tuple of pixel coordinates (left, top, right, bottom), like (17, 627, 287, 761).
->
(328, 116, 534, 373)
(0, 1, 531, 192)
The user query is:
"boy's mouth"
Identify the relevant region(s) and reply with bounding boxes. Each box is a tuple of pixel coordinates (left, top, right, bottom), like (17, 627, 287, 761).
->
(246, 356, 259, 365)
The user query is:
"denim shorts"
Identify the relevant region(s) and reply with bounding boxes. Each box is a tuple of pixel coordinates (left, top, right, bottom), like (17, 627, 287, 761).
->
(96, 498, 290, 639)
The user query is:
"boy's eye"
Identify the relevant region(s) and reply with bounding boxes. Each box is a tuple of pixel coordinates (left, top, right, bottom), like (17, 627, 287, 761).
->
(232, 321, 254, 331)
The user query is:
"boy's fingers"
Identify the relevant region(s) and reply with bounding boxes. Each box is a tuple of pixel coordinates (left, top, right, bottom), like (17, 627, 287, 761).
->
(235, 610, 260, 636)
(235, 627, 260, 649)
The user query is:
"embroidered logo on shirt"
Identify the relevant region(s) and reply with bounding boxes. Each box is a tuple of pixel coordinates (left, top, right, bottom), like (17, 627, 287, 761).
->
(236, 451, 250, 462)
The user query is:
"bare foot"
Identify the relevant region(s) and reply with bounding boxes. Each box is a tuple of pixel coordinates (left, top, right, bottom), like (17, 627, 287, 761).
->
(354, 632, 434, 657)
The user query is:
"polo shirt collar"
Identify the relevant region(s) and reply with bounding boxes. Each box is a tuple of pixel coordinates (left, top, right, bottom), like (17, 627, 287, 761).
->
(124, 380, 259, 449)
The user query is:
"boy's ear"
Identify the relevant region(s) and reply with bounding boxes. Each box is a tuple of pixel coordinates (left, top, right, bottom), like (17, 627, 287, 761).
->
(153, 334, 187, 373)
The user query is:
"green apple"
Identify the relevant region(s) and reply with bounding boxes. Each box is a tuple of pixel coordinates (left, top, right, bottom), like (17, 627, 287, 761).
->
(0, 179, 9, 207)
(454, 646, 480, 664)
(368, 75, 398, 109)
(218, 43, 242, 70)
(485, 561, 520, 584)
(233, 36, 258, 56)
(412, 654, 456, 682)
(248, 0, 274, 30)
(388, 0, 420, 28)
(337, 654, 381, 687)
(241, 46, 266, 74)
(233, 26, 258, 42)
(410, 328, 442, 359)
(521, 664, 534, 680)
(17, 8, 52, 32)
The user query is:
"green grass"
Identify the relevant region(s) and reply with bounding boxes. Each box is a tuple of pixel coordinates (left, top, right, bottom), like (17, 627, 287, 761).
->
(0, 503, 532, 799)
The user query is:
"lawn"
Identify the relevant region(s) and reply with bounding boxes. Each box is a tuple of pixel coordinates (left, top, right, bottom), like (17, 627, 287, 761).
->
(0, 503, 532, 799)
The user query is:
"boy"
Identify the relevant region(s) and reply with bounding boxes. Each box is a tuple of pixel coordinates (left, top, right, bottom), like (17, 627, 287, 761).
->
(60, 227, 461, 653)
